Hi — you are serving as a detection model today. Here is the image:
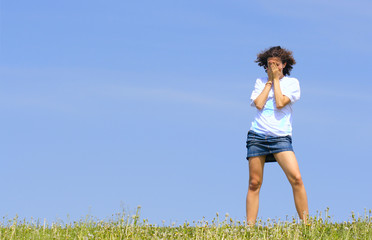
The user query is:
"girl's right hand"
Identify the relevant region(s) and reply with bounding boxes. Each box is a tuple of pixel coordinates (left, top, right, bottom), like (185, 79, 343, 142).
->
(267, 65, 273, 82)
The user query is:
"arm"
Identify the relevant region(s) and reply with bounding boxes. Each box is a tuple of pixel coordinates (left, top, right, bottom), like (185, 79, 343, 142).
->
(253, 81, 272, 110)
(273, 78, 291, 109)
(269, 62, 291, 109)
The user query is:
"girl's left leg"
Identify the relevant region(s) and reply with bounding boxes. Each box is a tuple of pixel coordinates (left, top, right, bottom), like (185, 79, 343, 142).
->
(273, 151, 309, 223)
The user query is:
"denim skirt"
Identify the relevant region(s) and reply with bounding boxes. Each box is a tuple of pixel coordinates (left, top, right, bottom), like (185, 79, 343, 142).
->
(246, 130, 294, 163)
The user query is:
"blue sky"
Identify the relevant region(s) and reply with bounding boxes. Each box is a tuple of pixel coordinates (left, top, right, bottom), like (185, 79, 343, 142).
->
(1, 0, 371, 225)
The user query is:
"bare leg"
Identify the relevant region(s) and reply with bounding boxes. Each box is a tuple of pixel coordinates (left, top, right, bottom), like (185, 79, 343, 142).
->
(246, 155, 266, 225)
(274, 151, 309, 223)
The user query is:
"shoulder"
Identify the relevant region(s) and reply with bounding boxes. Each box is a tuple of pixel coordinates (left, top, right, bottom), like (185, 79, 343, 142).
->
(255, 77, 268, 85)
(283, 77, 300, 88)
(283, 76, 299, 84)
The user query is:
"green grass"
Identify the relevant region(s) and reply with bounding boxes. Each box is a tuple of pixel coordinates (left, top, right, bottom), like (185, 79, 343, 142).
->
(0, 208, 371, 239)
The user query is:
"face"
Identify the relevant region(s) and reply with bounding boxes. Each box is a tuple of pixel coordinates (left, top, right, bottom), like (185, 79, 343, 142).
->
(267, 57, 286, 73)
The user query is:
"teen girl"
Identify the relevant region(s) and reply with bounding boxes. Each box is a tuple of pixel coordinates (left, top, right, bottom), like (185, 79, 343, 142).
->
(246, 46, 309, 225)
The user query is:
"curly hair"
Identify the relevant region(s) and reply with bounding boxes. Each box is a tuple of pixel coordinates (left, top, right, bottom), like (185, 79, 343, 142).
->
(255, 46, 296, 76)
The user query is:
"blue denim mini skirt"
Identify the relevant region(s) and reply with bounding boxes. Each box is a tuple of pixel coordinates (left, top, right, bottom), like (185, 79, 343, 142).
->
(246, 130, 294, 163)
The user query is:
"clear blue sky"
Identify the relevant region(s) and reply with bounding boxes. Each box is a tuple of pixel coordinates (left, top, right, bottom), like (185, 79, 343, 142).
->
(1, 0, 371, 225)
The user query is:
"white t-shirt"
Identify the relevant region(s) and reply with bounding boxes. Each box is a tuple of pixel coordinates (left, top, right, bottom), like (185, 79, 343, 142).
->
(250, 76, 300, 136)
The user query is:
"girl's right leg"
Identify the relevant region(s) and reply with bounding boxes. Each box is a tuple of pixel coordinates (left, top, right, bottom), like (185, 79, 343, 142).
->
(246, 155, 266, 225)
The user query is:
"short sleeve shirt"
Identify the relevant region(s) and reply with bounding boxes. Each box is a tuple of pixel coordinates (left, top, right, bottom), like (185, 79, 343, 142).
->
(250, 76, 300, 136)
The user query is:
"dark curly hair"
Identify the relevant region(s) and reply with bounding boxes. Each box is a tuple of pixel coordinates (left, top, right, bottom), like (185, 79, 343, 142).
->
(255, 46, 296, 76)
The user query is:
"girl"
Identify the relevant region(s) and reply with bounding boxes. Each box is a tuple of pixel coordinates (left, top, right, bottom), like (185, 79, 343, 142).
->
(246, 46, 309, 225)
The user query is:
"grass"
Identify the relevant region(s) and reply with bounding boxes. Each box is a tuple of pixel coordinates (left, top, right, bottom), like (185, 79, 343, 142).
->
(0, 207, 371, 239)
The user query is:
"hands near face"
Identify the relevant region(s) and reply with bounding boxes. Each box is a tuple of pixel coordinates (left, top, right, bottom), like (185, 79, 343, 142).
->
(267, 60, 283, 81)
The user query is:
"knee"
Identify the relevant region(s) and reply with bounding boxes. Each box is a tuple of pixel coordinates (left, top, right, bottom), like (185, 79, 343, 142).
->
(290, 175, 304, 187)
(249, 178, 262, 191)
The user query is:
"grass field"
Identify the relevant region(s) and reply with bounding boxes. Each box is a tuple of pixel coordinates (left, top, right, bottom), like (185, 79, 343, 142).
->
(1, 207, 371, 239)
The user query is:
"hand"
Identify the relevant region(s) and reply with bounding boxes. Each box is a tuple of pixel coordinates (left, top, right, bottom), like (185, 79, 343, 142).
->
(267, 65, 274, 82)
(268, 62, 282, 80)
